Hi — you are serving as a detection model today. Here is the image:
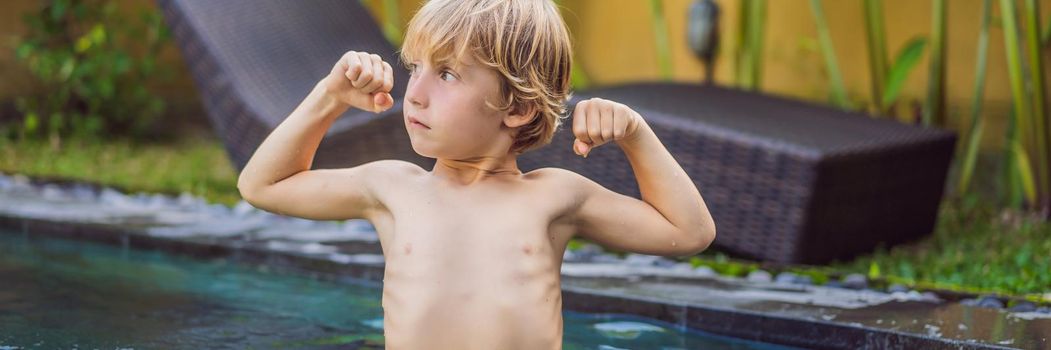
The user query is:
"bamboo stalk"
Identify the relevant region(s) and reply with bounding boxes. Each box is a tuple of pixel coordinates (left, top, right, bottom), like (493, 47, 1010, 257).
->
(1000, 0, 1037, 207)
(863, 0, 889, 115)
(922, 0, 946, 126)
(736, 0, 749, 87)
(649, 0, 673, 80)
(957, 0, 992, 195)
(1005, 109, 1023, 207)
(1023, 0, 1049, 212)
(1014, 140, 1038, 205)
(744, 0, 766, 90)
(808, 0, 849, 109)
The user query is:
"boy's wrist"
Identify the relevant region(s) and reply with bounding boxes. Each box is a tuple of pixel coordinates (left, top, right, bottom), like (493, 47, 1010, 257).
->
(312, 79, 352, 117)
(316, 78, 344, 103)
(615, 117, 651, 148)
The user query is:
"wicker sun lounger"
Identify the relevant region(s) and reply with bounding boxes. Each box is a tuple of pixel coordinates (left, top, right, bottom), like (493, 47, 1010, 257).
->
(160, 0, 956, 264)
(158, 0, 430, 171)
(544, 84, 956, 264)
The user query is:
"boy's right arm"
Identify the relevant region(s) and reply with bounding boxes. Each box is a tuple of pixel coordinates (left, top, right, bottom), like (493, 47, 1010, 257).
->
(237, 51, 398, 221)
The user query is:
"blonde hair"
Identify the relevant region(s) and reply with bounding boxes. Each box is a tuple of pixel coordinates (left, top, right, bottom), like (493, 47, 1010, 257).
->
(399, 0, 573, 154)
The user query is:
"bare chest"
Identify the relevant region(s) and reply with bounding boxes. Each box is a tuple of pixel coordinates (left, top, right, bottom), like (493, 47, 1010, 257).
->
(370, 184, 574, 277)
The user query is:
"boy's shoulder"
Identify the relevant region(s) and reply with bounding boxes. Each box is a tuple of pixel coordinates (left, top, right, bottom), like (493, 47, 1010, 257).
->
(524, 167, 594, 189)
(368, 159, 426, 172)
(355, 159, 426, 181)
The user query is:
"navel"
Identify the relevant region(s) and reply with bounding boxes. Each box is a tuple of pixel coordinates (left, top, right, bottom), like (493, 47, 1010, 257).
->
(404, 243, 413, 255)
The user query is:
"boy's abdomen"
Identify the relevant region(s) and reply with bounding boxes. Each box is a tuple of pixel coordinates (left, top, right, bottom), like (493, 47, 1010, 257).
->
(379, 230, 565, 349)
(380, 272, 564, 349)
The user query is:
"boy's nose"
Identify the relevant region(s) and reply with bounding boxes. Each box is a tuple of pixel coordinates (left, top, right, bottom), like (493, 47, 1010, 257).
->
(405, 76, 428, 108)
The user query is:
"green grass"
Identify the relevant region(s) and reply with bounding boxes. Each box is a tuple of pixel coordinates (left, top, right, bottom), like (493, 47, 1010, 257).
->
(0, 135, 241, 206)
(836, 197, 1051, 299)
(3, 134, 1048, 299)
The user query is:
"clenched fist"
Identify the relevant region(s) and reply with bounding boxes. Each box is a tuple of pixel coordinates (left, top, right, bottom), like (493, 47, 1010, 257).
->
(572, 98, 643, 158)
(322, 51, 395, 113)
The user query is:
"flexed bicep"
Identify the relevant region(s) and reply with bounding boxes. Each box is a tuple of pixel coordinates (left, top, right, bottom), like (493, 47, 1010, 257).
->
(570, 173, 710, 257)
(241, 160, 408, 221)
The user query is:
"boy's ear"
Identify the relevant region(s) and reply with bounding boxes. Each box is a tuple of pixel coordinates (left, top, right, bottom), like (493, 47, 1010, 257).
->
(503, 103, 538, 128)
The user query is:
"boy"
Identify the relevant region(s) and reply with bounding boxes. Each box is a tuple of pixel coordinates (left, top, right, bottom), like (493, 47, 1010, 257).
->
(237, 0, 716, 348)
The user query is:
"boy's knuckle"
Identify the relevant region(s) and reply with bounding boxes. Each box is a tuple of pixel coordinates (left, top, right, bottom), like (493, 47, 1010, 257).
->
(572, 124, 586, 137)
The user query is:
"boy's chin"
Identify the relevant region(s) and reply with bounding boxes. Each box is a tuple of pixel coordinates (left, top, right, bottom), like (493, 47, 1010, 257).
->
(408, 142, 439, 159)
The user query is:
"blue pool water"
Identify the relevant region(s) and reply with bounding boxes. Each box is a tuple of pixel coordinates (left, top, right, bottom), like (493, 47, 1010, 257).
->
(0, 230, 802, 349)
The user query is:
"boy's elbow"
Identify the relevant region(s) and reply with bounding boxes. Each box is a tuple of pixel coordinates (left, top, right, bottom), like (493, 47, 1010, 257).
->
(679, 223, 716, 255)
(236, 175, 264, 205)
(237, 185, 257, 206)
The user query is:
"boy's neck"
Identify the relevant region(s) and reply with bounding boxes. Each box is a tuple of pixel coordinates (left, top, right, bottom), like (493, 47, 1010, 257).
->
(431, 154, 523, 186)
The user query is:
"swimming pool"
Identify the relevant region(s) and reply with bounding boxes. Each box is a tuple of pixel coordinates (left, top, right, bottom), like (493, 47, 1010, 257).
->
(0, 229, 803, 349)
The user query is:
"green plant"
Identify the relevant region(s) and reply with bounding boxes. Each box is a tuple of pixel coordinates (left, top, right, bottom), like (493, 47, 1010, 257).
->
(862, 0, 888, 113)
(862, 0, 927, 116)
(808, 0, 849, 109)
(1000, 0, 1044, 209)
(922, 0, 946, 126)
(380, 0, 402, 46)
(11, 0, 171, 145)
(735, 0, 766, 90)
(841, 198, 1051, 296)
(956, 0, 993, 196)
(648, 0, 673, 80)
(879, 37, 927, 113)
(1022, 0, 1049, 213)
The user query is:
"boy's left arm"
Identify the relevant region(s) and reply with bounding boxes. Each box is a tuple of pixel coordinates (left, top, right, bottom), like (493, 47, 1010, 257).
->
(569, 98, 716, 256)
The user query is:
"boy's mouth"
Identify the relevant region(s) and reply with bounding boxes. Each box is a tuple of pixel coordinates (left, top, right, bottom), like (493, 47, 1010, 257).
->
(408, 116, 431, 129)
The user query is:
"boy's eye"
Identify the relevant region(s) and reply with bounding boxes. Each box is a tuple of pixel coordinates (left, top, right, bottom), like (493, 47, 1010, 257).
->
(439, 70, 457, 82)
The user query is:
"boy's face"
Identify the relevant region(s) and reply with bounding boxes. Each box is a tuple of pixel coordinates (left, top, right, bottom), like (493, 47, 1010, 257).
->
(403, 54, 514, 160)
